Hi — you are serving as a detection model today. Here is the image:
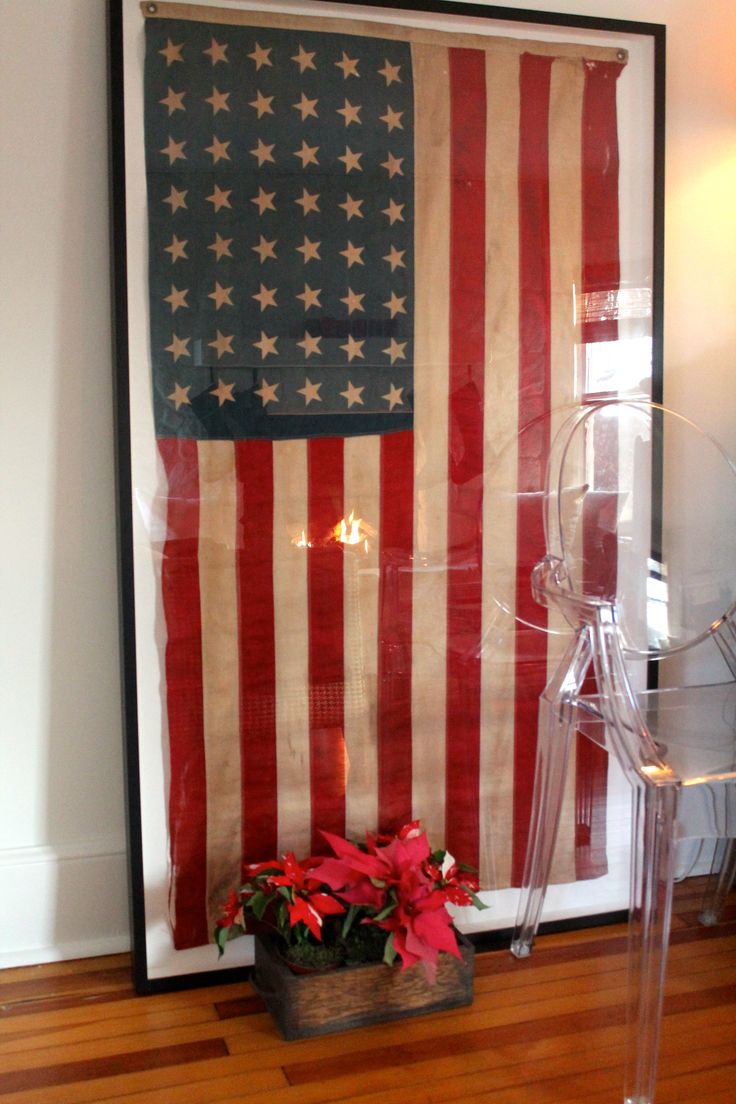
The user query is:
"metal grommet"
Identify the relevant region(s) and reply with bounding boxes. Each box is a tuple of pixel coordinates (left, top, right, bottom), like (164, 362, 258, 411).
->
(147, 3, 158, 13)
(616, 49, 627, 62)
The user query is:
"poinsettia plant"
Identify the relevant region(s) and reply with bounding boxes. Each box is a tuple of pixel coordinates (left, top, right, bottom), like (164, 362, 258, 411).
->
(214, 821, 486, 980)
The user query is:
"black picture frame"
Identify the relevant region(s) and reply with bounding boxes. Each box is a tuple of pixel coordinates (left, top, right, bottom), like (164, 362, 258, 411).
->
(108, 0, 665, 993)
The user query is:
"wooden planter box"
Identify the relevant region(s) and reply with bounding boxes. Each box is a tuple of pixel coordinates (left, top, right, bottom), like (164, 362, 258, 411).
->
(251, 933, 474, 1040)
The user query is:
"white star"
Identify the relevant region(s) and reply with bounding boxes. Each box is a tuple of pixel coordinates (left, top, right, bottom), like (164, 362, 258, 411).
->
(248, 42, 272, 70)
(340, 380, 365, 407)
(383, 338, 408, 364)
(168, 382, 191, 409)
(165, 333, 190, 361)
(340, 335, 365, 361)
(335, 51, 360, 78)
(384, 292, 407, 318)
(382, 198, 404, 224)
(292, 44, 316, 72)
(250, 138, 275, 166)
(210, 378, 235, 406)
(297, 332, 322, 357)
(253, 331, 278, 358)
(297, 377, 323, 405)
(378, 59, 402, 85)
(254, 377, 279, 405)
(382, 383, 404, 410)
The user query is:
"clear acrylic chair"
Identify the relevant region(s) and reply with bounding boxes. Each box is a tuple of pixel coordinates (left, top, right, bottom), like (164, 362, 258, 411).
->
(509, 399, 736, 1104)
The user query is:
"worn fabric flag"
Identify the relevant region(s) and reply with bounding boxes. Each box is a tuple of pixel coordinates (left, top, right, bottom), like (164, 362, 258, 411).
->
(142, 3, 625, 949)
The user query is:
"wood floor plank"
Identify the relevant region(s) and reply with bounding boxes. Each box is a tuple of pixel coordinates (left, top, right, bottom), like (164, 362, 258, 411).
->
(281, 994, 736, 1089)
(0, 1039, 228, 1096)
(473, 935, 736, 996)
(652, 1062, 736, 1103)
(0, 1011, 272, 1075)
(2, 938, 715, 1082)
(0, 981, 261, 1034)
(484, 919, 736, 978)
(0, 968, 132, 1007)
(472, 942, 736, 1004)
(0, 879, 730, 1104)
(0, 1003, 220, 1056)
(222, 965, 733, 1061)
(207, 1035, 736, 1104)
(303, 1017, 735, 1098)
(81, 1061, 288, 1104)
(0, 1053, 286, 1104)
(0, 988, 138, 1026)
(0, 956, 129, 989)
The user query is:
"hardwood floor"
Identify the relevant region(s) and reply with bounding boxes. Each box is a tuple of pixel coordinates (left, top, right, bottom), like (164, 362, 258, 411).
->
(1, 878, 734, 1104)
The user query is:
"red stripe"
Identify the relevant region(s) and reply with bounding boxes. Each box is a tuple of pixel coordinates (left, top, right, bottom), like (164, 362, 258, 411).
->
(307, 437, 346, 852)
(581, 60, 624, 345)
(377, 430, 415, 833)
(158, 438, 208, 949)
(575, 61, 624, 879)
(445, 47, 486, 870)
(235, 440, 278, 865)
(511, 53, 554, 886)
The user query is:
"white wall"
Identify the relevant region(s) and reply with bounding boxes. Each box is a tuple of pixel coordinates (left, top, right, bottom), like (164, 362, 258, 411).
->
(0, 0, 129, 965)
(0, 0, 734, 967)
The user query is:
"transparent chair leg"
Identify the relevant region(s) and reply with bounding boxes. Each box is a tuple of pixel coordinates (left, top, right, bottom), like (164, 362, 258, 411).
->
(624, 782, 678, 1104)
(510, 692, 575, 958)
(699, 838, 736, 926)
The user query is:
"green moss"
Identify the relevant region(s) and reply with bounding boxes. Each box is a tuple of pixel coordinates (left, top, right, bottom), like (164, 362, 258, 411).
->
(341, 923, 387, 965)
(283, 942, 345, 971)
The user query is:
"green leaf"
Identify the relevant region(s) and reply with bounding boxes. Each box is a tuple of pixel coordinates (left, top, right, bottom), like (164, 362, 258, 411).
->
(341, 904, 360, 939)
(214, 927, 228, 958)
(249, 890, 270, 920)
(214, 923, 243, 958)
(374, 901, 397, 922)
(383, 932, 397, 966)
(467, 889, 489, 910)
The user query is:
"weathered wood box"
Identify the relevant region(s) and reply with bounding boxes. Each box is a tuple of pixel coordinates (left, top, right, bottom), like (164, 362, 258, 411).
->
(252, 933, 475, 1040)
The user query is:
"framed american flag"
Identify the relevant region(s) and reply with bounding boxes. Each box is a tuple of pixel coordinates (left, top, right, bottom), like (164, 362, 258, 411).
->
(108, 0, 665, 991)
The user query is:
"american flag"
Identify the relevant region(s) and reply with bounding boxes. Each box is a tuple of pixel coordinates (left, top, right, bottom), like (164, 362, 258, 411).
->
(142, 4, 625, 950)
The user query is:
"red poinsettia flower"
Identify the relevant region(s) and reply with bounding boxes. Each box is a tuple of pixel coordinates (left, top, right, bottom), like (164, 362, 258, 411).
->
(214, 821, 485, 975)
(218, 888, 244, 928)
(266, 851, 314, 890)
(434, 860, 480, 907)
(315, 823, 470, 976)
(252, 851, 347, 942)
(378, 886, 462, 981)
(287, 892, 346, 940)
(318, 824, 434, 893)
(242, 858, 285, 879)
(312, 832, 389, 909)
(372, 819, 423, 845)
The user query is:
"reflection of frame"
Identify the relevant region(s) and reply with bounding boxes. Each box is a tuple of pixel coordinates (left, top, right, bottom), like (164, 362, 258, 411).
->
(109, 0, 665, 992)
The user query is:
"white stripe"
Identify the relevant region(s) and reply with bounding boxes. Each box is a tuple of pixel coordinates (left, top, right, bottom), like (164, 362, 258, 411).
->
(480, 50, 522, 890)
(410, 42, 451, 846)
(272, 439, 311, 856)
(343, 436, 381, 837)
(197, 440, 241, 929)
(546, 56, 586, 885)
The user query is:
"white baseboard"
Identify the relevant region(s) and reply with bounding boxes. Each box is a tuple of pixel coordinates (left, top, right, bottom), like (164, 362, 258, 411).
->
(0, 838, 131, 969)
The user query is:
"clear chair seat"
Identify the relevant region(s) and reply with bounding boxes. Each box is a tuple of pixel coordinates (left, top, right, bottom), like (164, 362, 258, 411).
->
(575, 682, 736, 790)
